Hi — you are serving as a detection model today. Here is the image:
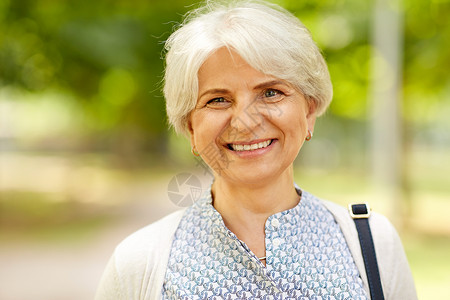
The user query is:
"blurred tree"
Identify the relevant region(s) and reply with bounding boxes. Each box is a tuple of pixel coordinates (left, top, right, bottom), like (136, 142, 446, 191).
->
(0, 0, 199, 163)
(0, 0, 449, 164)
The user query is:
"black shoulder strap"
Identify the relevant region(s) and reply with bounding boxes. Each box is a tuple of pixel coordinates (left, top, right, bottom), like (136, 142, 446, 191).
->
(349, 203, 385, 300)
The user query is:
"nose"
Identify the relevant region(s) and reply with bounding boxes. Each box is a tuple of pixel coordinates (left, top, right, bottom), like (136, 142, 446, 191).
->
(227, 95, 265, 140)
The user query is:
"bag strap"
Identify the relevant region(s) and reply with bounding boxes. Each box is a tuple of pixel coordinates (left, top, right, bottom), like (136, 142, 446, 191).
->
(349, 203, 385, 300)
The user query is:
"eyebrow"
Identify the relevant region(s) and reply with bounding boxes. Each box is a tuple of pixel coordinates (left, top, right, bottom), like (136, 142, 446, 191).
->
(198, 88, 230, 100)
(198, 80, 289, 100)
(253, 80, 288, 90)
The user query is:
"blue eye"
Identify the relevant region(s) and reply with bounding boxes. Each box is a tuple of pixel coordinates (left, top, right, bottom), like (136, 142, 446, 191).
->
(205, 97, 231, 108)
(264, 89, 280, 97)
(207, 97, 225, 104)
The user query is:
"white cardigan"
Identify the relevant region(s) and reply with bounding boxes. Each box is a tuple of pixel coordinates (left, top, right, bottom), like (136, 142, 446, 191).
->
(95, 200, 417, 300)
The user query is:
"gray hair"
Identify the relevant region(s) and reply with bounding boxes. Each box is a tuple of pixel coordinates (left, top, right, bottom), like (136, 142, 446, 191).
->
(163, 0, 333, 135)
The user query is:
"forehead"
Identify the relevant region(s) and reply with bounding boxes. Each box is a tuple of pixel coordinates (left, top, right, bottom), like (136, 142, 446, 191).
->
(197, 47, 277, 90)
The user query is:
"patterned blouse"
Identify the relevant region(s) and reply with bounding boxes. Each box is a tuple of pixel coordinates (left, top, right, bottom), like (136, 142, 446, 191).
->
(162, 188, 368, 299)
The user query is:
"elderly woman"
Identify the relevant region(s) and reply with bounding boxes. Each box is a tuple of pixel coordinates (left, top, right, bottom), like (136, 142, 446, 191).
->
(96, 1, 417, 299)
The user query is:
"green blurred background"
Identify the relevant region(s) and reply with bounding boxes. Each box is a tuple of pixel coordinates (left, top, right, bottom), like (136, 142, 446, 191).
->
(0, 0, 449, 299)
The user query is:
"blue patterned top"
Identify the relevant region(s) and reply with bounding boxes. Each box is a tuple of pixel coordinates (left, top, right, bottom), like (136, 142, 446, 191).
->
(162, 188, 368, 299)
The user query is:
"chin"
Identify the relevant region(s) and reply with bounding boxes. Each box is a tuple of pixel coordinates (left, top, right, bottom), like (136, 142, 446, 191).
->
(218, 164, 289, 187)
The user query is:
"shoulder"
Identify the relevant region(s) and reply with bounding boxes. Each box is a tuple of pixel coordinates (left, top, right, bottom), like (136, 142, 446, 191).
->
(114, 209, 186, 267)
(319, 198, 417, 299)
(320, 198, 394, 236)
(97, 209, 186, 300)
(319, 198, 402, 256)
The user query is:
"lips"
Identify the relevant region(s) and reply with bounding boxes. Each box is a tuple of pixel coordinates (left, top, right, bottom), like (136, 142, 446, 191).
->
(227, 139, 274, 151)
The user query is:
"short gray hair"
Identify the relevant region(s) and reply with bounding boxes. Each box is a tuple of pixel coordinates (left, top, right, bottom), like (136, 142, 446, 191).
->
(163, 0, 333, 135)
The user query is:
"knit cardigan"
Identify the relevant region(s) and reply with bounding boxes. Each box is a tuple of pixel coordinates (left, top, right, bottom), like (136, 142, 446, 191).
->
(95, 200, 417, 300)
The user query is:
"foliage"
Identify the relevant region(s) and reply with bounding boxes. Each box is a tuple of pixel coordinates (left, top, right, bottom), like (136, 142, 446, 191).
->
(1, 0, 449, 157)
(0, 0, 199, 155)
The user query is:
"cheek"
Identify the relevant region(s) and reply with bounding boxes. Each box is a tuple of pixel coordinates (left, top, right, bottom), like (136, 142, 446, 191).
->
(191, 116, 232, 175)
(276, 103, 308, 136)
(191, 111, 228, 149)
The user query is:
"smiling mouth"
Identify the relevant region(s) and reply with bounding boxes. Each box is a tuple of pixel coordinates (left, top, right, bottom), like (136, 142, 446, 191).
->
(227, 139, 274, 151)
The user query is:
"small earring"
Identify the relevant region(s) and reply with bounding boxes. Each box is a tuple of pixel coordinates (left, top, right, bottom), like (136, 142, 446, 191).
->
(191, 146, 200, 157)
(305, 129, 313, 141)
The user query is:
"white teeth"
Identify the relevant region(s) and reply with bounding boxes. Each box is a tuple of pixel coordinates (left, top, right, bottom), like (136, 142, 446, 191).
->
(230, 140, 272, 151)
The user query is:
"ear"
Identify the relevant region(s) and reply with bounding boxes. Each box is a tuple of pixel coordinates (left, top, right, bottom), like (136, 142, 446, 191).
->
(306, 98, 318, 131)
(187, 118, 195, 148)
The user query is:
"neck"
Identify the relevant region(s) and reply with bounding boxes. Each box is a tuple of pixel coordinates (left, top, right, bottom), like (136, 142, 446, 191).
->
(211, 166, 299, 224)
(210, 166, 299, 262)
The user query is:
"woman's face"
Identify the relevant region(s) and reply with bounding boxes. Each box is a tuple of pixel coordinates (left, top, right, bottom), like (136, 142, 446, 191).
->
(189, 48, 316, 186)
